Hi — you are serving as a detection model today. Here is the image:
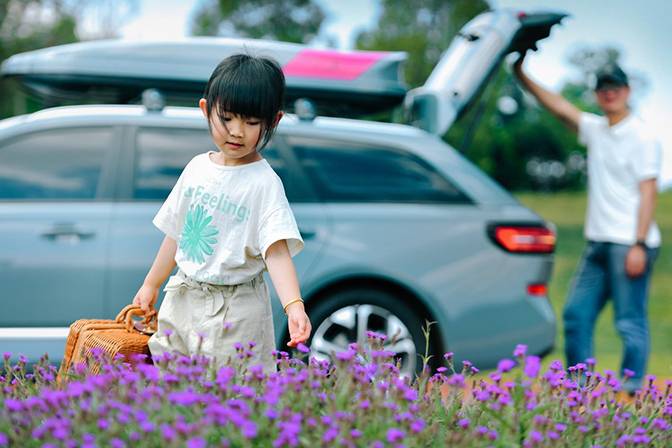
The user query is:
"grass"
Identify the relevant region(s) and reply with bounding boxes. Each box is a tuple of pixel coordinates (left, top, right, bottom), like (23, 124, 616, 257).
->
(515, 191, 672, 379)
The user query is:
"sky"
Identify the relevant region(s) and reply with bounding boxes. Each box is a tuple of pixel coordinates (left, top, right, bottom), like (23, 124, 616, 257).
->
(105, 0, 672, 188)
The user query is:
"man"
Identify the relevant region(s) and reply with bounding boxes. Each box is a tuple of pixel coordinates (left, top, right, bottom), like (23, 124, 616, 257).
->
(514, 55, 661, 393)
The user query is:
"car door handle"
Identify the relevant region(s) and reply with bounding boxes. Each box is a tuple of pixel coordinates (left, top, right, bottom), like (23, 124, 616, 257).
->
(299, 228, 317, 240)
(41, 224, 95, 243)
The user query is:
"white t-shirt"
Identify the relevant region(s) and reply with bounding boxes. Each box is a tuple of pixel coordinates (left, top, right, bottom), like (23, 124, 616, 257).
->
(153, 152, 304, 285)
(578, 112, 662, 247)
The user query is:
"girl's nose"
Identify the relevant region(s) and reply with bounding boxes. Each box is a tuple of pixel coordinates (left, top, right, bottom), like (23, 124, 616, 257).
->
(228, 120, 244, 137)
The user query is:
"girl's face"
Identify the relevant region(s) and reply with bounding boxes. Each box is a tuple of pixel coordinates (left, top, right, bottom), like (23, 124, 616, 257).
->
(199, 99, 265, 166)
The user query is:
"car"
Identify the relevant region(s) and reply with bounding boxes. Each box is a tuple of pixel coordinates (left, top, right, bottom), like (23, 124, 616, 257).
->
(0, 9, 565, 375)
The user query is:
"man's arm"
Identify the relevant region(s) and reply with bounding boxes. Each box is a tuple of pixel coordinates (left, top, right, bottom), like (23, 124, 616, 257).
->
(635, 179, 657, 242)
(626, 178, 657, 277)
(513, 54, 582, 133)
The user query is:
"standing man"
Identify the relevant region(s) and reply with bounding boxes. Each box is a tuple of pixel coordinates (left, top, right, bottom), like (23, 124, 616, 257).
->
(514, 55, 662, 393)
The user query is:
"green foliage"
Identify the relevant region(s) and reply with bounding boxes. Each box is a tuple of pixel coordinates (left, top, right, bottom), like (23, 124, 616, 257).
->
(0, 0, 137, 119)
(516, 191, 672, 378)
(355, 0, 489, 88)
(190, 0, 325, 44)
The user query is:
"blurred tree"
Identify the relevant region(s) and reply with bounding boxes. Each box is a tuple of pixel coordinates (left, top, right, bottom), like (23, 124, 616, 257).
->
(355, 0, 489, 88)
(0, 0, 137, 118)
(446, 46, 642, 191)
(190, 0, 325, 44)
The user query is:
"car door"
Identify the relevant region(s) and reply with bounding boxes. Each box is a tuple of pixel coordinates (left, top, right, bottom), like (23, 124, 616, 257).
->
(106, 124, 329, 316)
(0, 125, 119, 327)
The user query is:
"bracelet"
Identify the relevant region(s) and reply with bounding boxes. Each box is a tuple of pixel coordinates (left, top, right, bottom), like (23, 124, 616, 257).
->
(283, 298, 304, 314)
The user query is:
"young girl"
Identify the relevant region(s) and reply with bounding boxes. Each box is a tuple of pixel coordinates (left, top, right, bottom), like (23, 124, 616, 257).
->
(132, 53, 311, 373)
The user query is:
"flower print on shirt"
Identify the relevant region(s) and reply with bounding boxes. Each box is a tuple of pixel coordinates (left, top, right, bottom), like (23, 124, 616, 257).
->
(180, 204, 219, 263)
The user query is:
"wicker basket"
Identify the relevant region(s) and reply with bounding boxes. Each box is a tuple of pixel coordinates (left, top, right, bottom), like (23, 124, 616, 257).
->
(58, 305, 156, 380)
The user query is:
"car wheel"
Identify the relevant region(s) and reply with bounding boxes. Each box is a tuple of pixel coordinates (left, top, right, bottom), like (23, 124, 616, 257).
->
(304, 288, 433, 377)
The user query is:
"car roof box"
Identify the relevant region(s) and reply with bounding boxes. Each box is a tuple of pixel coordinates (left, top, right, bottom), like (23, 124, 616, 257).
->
(1, 38, 408, 117)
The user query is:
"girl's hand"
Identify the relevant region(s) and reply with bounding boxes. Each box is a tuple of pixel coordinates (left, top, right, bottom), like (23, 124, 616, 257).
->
(132, 284, 159, 312)
(286, 303, 311, 347)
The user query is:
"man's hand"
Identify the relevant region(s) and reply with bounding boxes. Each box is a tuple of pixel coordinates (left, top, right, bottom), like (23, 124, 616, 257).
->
(286, 302, 311, 347)
(513, 52, 526, 78)
(625, 245, 647, 278)
(132, 284, 159, 312)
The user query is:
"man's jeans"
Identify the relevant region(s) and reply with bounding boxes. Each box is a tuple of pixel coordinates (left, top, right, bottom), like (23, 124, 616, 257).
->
(563, 241, 659, 392)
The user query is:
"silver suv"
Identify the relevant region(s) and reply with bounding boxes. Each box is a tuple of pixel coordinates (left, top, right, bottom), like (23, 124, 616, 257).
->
(0, 9, 564, 375)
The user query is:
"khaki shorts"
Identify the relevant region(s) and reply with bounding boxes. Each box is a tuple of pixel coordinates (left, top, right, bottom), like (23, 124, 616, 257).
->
(147, 270, 276, 373)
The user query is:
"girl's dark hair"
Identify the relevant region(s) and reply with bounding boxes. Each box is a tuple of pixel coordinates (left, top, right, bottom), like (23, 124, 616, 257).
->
(203, 53, 285, 150)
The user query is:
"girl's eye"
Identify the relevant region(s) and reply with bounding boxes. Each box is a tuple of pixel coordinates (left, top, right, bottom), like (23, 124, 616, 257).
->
(247, 121, 260, 126)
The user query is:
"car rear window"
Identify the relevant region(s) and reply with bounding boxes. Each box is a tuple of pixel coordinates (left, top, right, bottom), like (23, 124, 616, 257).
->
(289, 137, 471, 204)
(0, 127, 112, 200)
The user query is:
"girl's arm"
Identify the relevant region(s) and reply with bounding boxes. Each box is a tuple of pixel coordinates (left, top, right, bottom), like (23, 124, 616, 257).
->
(133, 235, 177, 311)
(264, 239, 311, 347)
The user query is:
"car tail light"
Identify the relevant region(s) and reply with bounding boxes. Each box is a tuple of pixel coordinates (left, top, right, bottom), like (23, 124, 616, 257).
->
(527, 284, 548, 297)
(488, 224, 556, 254)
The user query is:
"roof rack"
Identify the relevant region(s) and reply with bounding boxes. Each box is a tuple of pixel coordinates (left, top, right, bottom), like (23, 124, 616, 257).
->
(1, 38, 407, 117)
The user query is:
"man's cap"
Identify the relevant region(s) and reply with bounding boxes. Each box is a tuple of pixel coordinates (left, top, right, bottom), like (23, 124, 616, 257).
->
(594, 63, 629, 90)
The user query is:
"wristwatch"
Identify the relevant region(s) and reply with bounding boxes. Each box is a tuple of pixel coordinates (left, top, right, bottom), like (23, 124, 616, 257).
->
(634, 239, 648, 250)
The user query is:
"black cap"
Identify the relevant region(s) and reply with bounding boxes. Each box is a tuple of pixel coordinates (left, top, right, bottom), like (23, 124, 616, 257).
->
(594, 63, 629, 90)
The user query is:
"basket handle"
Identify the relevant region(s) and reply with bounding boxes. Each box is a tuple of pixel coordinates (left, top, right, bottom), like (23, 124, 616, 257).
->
(125, 307, 158, 335)
(116, 303, 156, 323)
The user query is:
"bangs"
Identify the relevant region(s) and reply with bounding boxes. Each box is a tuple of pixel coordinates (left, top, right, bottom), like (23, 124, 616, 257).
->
(203, 54, 285, 150)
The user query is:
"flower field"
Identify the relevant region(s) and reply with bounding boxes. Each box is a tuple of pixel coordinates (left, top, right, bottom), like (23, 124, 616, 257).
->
(1, 332, 670, 447)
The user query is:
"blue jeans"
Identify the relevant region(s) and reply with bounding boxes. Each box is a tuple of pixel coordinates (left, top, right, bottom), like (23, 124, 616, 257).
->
(563, 241, 658, 392)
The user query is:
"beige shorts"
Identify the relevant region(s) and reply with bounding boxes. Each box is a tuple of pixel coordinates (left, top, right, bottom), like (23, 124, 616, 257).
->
(147, 270, 277, 373)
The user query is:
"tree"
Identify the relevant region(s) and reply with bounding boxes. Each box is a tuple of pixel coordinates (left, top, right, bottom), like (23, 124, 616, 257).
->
(355, 0, 489, 88)
(446, 46, 639, 191)
(190, 0, 325, 44)
(0, 0, 137, 118)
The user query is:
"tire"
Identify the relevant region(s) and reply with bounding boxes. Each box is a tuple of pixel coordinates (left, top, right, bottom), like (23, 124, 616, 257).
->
(300, 287, 437, 377)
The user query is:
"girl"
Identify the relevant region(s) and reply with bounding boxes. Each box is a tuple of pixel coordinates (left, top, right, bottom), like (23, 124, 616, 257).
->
(132, 54, 311, 373)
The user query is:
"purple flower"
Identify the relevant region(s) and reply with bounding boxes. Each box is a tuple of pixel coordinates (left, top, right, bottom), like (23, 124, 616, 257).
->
(336, 350, 356, 362)
(458, 418, 470, 429)
(350, 429, 362, 439)
(524, 356, 541, 378)
(623, 368, 635, 378)
(443, 352, 454, 361)
(403, 388, 418, 402)
(549, 360, 563, 371)
(161, 424, 176, 441)
(411, 419, 425, 433)
(186, 437, 206, 448)
(241, 421, 257, 439)
(110, 438, 125, 448)
(0, 432, 7, 447)
(514, 344, 527, 357)
(448, 374, 465, 387)
(296, 342, 310, 353)
(386, 428, 405, 443)
(497, 358, 515, 373)
(322, 426, 339, 443)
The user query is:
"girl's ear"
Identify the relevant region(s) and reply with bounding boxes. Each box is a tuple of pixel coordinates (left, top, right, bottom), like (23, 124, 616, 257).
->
(274, 111, 284, 126)
(198, 98, 208, 118)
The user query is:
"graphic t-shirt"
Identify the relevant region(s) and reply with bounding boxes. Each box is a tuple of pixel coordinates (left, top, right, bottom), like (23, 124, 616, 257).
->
(153, 152, 304, 285)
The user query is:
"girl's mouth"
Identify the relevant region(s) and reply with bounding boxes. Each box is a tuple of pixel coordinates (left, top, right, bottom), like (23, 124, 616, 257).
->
(226, 142, 243, 148)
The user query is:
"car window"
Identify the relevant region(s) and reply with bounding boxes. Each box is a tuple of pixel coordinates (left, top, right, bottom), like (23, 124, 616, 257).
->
(134, 127, 290, 201)
(0, 127, 112, 200)
(289, 137, 471, 204)
(134, 127, 216, 200)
